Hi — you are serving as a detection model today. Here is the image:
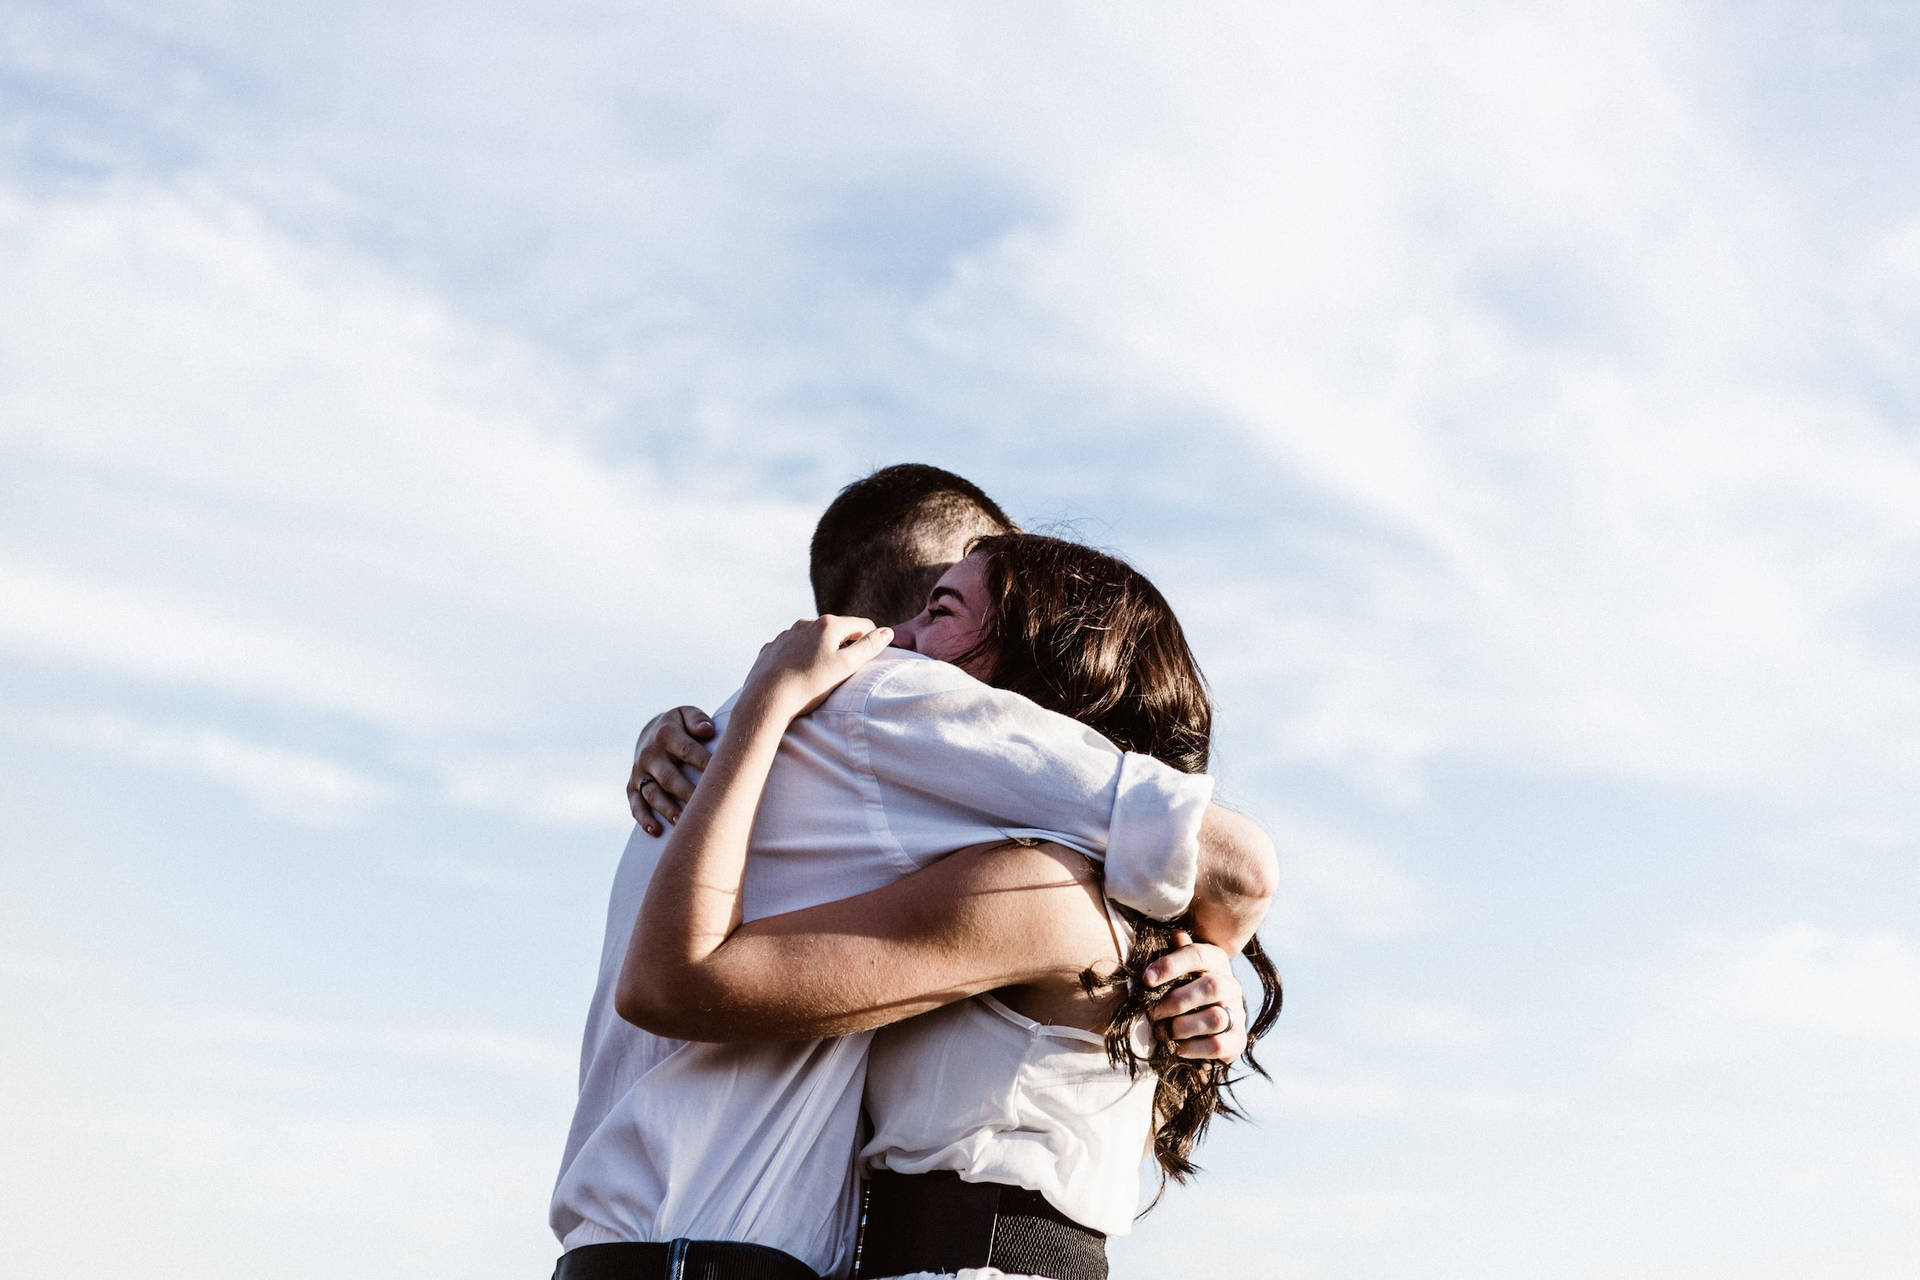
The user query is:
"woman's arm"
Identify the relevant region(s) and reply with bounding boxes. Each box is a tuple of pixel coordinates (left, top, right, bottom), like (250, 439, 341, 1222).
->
(614, 615, 1253, 1049)
(613, 615, 1108, 1041)
(618, 837, 1119, 1041)
(617, 616, 894, 1022)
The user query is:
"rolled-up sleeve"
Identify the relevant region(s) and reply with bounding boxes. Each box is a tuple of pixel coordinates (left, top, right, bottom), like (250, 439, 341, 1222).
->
(842, 653, 1209, 919)
(1104, 751, 1213, 919)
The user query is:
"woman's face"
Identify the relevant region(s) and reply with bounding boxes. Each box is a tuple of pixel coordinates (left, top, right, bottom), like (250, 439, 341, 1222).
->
(889, 552, 996, 680)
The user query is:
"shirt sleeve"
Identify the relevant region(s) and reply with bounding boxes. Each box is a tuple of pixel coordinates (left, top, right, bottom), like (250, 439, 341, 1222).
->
(842, 654, 1213, 919)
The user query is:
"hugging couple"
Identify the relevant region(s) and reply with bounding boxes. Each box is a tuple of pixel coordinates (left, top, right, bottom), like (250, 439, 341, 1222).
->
(550, 464, 1281, 1280)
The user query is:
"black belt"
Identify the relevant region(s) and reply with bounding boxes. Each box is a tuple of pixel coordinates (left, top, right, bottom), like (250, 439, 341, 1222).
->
(554, 1240, 820, 1280)
(854, 1170, 1107, 1280)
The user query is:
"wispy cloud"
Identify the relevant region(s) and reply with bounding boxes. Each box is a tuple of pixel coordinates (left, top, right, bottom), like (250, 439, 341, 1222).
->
(1261, 811, 1433, 944)
(188, 1012, 576, 1076)
(1343, 996, 1495, 1052)
(1675, 923, 1920, 1044)
(39, 710, 395, 826)
(0, 178, 815, 814)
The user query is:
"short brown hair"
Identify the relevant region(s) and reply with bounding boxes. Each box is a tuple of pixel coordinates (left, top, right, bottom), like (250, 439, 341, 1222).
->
(808, 464, 1014, 623)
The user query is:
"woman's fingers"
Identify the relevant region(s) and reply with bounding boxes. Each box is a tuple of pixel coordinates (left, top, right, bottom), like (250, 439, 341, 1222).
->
(820, 614, 883, 654)
(791, 619, 892, 716)
(1164, 1004, 1231, 1039)
(1140, 929, 1202, 984)
(1169, 1027, 1246, 1062)
(1145, 928, 1251, 1062)
(837, 620, 894, 662)
(1161, 1001, 1248, 1063)
(1142, 936, 1233, 994)
(1150, 971, 1226, 1018)
(745, 617, 895, 718)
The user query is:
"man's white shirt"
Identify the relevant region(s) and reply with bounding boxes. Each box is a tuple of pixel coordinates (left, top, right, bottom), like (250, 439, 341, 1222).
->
(550, 650, 1213, 1277)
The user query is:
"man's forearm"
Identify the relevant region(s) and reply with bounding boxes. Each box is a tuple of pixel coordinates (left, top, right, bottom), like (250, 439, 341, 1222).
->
(1187, 805, 1277, 953)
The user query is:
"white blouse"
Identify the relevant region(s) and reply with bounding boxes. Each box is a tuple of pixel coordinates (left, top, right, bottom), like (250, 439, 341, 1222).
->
(858, 912, 1156, 1239)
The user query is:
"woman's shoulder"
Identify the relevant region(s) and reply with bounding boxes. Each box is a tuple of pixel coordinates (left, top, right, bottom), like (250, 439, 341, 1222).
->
(946, 841, 1119, 973)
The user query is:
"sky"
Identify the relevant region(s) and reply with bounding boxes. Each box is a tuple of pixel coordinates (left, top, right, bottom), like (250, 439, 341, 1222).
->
(2, 2, 1917, 1276)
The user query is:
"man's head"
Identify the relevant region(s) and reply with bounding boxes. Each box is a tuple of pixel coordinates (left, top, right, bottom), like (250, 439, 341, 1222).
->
(809, 464, 1015, 626)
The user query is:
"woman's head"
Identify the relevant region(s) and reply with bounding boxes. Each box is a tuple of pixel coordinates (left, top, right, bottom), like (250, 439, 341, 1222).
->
(892, 533, 1212, 777)
(893, 532, 1277, 1193)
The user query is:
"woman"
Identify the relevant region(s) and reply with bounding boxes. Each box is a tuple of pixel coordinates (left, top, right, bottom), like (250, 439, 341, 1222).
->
(620, 534, 1280, 1279)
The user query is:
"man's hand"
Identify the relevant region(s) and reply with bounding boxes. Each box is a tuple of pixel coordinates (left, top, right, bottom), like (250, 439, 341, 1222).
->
(628, 706, 716, 836)
(1145, 931, 1250, 1062)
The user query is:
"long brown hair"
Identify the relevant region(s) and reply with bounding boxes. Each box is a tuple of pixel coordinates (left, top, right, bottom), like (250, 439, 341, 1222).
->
(959, 532, 1282, 1195)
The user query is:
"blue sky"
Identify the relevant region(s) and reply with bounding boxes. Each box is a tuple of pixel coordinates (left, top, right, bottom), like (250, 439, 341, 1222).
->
(3, 3, 1917, 1276)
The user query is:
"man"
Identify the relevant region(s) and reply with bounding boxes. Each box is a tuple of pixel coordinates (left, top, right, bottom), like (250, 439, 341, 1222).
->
(551, 465, 1274, 1279)
(627, 464, 1015, 840)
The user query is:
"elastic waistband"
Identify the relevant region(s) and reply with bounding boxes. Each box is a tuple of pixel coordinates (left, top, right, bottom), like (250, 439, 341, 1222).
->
(853, 1170, 1107, 1280)
(554, 1239, 820, 1280)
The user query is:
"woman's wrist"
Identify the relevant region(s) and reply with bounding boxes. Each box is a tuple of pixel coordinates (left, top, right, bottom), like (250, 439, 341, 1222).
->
(732, 682, 806, 731)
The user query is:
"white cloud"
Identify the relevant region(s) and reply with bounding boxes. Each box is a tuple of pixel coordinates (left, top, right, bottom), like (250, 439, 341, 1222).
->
(3, 1100, 561, 1280)
(842, 1, 1920, 806)
(411, 857, 552, 895)
(14, 2, 1919, 813)
(1677, 923, 1920, 1044)
(1113, 1178, 1436, 1277)
(175, 1013, 576, 1077)
(1259, 1068, 1411, 1119)
(429, 745, 628, 830)
(1, 563, 450, 726)
(1346, 997, 1495, 1052)
(0, 177, 818, 829)
(384, 1028, 575, 1076)
(39, 710, 395, 826)
(1261, 812, 1432, 943)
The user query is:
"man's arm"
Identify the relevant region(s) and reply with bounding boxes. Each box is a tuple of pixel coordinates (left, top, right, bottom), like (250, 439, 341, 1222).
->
(1190, 805, 1278, 954)
(627, 705, 714, 835)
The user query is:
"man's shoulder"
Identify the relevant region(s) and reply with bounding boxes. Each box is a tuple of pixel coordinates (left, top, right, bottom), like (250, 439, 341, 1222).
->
(814, 648, 983, 714)
(837, 651, 1105, 748)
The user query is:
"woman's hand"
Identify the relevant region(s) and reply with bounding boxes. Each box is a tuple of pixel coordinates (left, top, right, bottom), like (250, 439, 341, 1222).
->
(740, 616, 894, 721)
(1144, 931, 1250, 1062)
